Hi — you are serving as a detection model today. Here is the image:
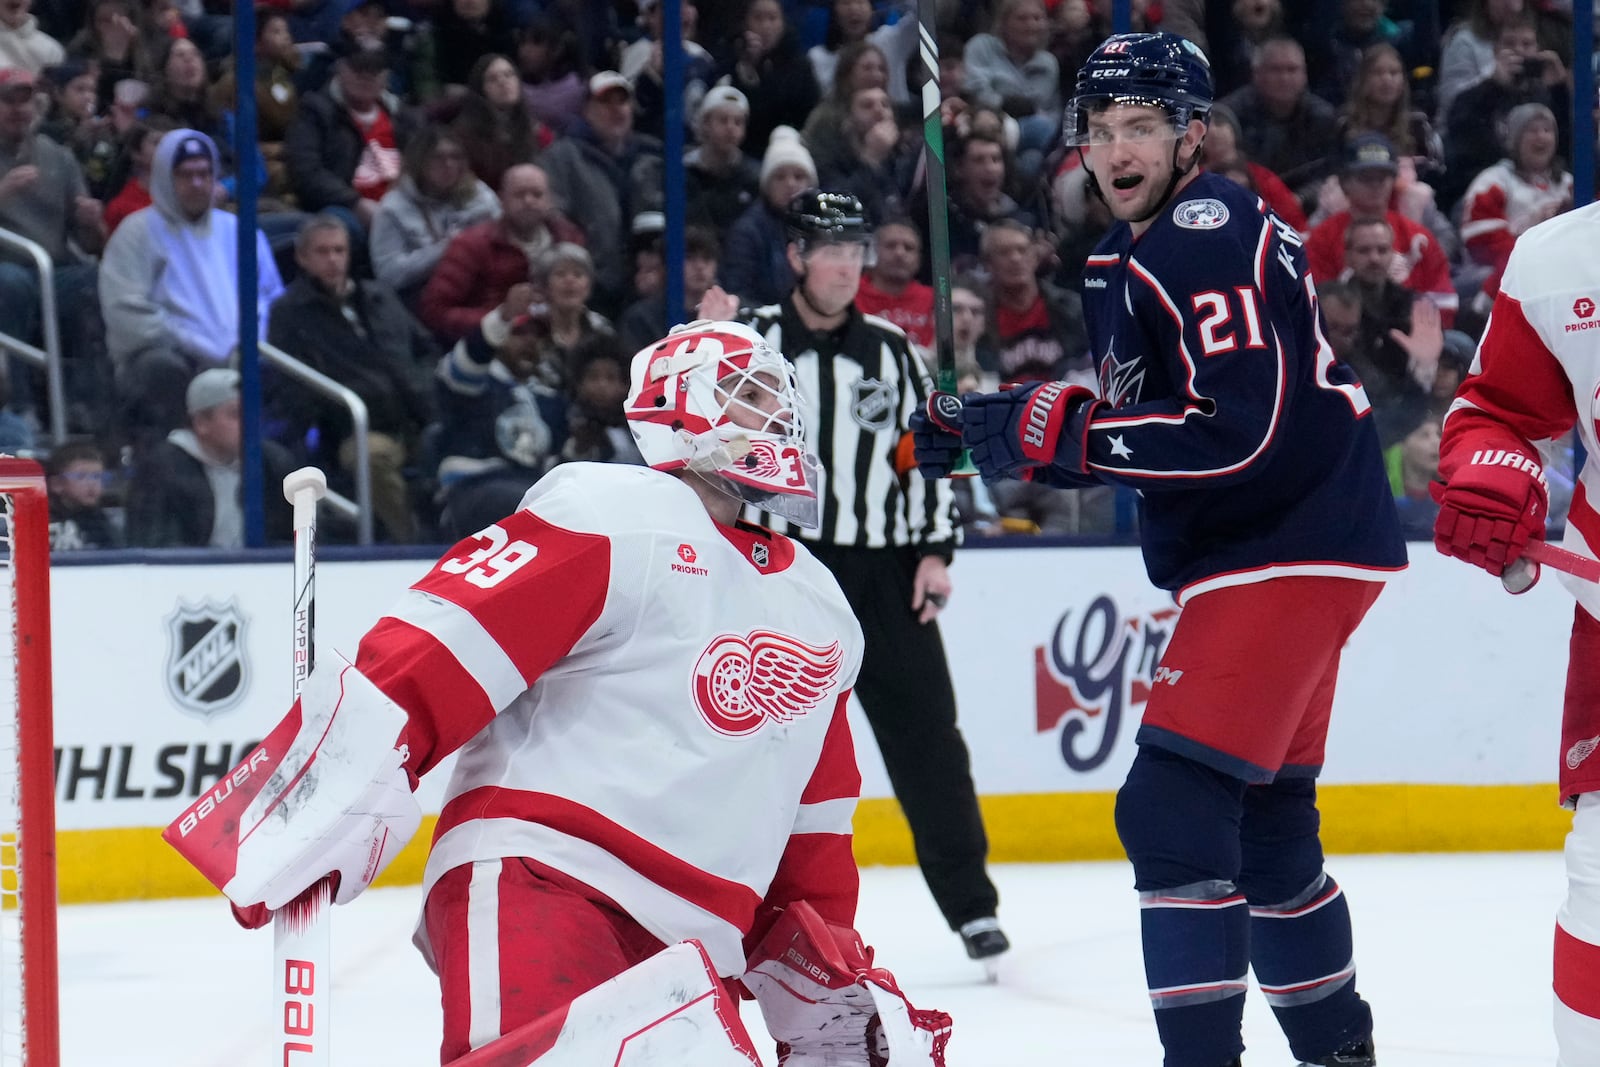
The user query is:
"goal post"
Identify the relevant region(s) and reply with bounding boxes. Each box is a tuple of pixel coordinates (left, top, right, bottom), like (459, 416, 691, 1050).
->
(0, 458, 58, 1067)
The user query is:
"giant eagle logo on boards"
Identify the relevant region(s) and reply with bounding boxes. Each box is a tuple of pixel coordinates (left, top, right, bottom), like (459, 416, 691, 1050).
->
(1034, 595, 1180, 772)
(165, 599, 250, 717)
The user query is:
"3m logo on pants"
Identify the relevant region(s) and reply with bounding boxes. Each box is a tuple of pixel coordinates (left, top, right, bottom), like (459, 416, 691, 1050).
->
(1154, 666, 1184, 686)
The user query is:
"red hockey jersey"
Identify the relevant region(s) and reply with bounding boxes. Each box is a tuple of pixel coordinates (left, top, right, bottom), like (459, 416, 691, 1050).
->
(1440, 200, 1600, 621)
(350, 462, 867, 978)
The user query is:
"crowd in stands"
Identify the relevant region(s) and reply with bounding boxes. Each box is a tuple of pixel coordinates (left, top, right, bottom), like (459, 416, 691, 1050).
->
(0, 0, 1587, 549)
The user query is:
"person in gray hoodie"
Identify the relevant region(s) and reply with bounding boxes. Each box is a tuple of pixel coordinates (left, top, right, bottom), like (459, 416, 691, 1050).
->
(99, 128, 283, 437)
(126, 367, 294, 547)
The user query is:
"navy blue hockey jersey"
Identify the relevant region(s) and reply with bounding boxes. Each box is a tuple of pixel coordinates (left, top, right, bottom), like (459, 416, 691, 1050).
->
(1064, 172, 1406, 600)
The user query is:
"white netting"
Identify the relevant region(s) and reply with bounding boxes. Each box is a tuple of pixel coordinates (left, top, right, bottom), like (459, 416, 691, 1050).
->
(0, 491, 22, 1067)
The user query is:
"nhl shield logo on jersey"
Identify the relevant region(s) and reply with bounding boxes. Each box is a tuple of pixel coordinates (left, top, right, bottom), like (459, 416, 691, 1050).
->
(1173, 199, 1229, 230)
(165, 599, 250, 718)
(850, 378, 900, 432)
(691, 629, 843, 737)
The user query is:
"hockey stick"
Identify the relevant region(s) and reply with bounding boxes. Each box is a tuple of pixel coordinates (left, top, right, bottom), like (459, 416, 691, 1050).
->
(1502, 540, 1600, 593)
(275, 466, 331, 1066)
(915, 0, 976, 477)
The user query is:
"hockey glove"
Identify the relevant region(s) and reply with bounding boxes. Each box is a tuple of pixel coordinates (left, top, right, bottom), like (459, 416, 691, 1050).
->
(744, 901, 952, 1066)
(962, 381, 1101, 480)
(163, 655, 422, 929)
(1431, 447, 1548, 577)
(910, 392, 966, 479)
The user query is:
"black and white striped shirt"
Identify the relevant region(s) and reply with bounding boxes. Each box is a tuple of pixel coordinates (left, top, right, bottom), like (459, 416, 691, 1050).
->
(741, 297, 959, 554)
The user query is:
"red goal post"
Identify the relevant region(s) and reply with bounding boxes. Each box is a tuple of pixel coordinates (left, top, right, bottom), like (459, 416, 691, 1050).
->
(0, 459, 58, 1067)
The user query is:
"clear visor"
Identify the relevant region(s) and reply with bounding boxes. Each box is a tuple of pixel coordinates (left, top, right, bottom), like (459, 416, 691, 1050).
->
(796, 236, 877, 269)
(1063, 98, 1187, 148)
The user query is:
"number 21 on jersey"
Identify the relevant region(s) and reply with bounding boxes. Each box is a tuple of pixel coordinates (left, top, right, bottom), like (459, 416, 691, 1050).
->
(1191, 289, 1267, 356)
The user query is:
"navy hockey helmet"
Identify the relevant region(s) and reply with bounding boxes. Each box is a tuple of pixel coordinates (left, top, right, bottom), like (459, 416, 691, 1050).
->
(784, 189, 873, 253)
(1064, 32, 1213, 147)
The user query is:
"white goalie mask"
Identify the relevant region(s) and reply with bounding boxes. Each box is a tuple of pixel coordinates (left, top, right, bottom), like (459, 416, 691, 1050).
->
(626, 320, 823, 528)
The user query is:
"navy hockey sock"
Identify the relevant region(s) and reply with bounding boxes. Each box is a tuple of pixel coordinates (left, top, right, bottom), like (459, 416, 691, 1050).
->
(1250, 872, 1372, 1062)
(1140, 879, 1250, 1067)
(1117, 745, 1251, 1067)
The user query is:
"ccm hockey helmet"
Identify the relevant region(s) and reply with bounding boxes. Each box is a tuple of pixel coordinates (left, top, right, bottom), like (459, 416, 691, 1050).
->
(1064, 32, 1213, 147)
(626, 320, 823, 528)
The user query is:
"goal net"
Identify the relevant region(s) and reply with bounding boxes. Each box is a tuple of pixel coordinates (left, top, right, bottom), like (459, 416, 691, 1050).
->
(0, 459, 57, 1067)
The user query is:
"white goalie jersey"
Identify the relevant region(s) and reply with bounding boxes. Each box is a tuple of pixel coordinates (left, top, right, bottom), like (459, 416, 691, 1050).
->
(347, 462, 867, 978)
(1440, 199, 1600, 621)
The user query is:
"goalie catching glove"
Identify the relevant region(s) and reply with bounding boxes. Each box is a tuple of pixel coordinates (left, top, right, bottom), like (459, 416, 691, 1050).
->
(161, 655, 422, 927)
(743, 900, 952, 1066)
(1431, 445, 1548, 580)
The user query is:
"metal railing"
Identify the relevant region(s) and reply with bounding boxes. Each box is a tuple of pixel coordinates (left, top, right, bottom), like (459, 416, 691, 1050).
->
(0, 228, 67, 444)
(258, 340, 374, 545)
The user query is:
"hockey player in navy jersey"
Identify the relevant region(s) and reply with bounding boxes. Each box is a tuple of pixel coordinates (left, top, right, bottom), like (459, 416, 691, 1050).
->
(915, 32, 1406, 1067)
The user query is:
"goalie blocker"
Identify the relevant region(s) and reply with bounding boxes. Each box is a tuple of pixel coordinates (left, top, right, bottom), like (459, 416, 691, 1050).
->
(162, 655, 421, 920)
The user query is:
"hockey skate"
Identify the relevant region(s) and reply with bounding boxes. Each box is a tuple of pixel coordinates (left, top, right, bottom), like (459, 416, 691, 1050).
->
(958, 917, 1010, 982)
(1296, 1036, 1376, 1066)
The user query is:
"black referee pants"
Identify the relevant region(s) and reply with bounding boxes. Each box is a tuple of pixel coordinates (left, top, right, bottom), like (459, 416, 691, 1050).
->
(806, 542, 999, 930)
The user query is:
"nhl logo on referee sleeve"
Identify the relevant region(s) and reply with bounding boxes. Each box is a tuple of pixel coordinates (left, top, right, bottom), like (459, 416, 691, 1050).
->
(164, 599, 250, 718)
(850, 378, 900, 431)
(1173, 199, 1229, 230)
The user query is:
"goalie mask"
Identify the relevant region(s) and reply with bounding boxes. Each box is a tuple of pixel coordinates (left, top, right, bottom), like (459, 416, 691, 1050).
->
(626, 320, 823, 529)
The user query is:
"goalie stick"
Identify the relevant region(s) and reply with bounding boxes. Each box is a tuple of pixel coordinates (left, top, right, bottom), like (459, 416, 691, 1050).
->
(275, 467, 331, 1066)
(1503, 540, 1600, 593)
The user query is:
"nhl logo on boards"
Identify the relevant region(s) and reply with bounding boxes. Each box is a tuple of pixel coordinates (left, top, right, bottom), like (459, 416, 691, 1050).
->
(850, 378, 900, 432)
(165, 599, 250, 718)
(1173, 199, 1228, 230)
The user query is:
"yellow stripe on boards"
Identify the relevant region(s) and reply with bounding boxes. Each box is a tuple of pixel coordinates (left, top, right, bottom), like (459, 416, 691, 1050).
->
(51, 785, 1576, 904)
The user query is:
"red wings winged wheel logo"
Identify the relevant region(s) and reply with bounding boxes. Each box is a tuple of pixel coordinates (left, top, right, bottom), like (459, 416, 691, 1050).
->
(692, 629, 844, 736)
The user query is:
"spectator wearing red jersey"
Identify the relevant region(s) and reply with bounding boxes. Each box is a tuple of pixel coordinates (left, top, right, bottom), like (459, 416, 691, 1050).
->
(1306, 133, 1458, 327)
(1460, 101, 1572, 309)
(284, 41, 417, 253)
(854, 219, 933, 351)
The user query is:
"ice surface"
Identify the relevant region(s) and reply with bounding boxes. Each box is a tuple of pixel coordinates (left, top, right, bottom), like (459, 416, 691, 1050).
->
(65, 854, 1564, 1065)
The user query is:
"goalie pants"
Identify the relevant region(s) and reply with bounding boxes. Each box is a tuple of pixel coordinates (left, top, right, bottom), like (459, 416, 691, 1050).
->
(424, 856, 674, 1064)
(1555, 605, 1600, 1066)
(804, 542, 998, 930)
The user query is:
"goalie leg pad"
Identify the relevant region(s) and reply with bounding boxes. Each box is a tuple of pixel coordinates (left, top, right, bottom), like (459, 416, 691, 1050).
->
(162, 654, 421, 911)
(426, 857, 683, 1062)
(744, 900, 952, 1066)
(445, 939, 761, 1067)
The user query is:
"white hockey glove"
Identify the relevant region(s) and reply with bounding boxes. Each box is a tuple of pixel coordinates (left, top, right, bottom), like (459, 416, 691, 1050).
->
(162, 655, 422, 927)
(743, 901, 952, 1066)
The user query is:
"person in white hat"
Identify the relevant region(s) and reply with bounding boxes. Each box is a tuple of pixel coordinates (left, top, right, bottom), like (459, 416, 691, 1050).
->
(685, 84, 760, 230)
(717, 124, 815, 307)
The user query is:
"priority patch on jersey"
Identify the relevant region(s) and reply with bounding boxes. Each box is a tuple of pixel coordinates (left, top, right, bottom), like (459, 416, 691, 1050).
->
(1173, 198, 1229, 230)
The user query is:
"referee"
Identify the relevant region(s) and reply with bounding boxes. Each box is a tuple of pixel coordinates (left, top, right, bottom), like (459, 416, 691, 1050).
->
(705, 190, 1009, 964)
